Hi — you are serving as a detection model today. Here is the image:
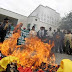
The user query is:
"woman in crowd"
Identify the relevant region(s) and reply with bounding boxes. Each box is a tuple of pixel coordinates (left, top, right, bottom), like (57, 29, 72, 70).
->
(29, 26, 37, 37)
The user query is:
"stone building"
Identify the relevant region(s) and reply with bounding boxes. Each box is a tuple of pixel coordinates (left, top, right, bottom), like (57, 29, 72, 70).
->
(0, 5, 60, 31)
(27, 5, 60, 31)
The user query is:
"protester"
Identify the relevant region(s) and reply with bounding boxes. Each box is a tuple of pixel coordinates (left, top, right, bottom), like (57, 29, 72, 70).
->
(17, 27, 30, 45)
(53, 30, 56, 36)
(64, 30, 72, 54)
(37, 27, 47, 42)
(0, 17, 11, 43)
(10, 24, 14, 32)
(29, 26, 37, 37)
(6, 23, 14, 38)
(13, 23, 23, 45)
(21, 27, 26, 40)
(53, 29, 64, 53)
(47, 27, 53, 44)
(21, 27, 29, 39)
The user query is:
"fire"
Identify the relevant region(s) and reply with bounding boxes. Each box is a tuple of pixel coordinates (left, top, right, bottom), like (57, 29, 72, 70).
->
(1, 23, 22, 56)
(0, 23, 55, 70)
(0, 43, 2, 51)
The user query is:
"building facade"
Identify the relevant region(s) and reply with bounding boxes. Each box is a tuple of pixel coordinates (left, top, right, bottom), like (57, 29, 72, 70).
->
(0, 8, 27, 28)
(0, 5, 60, 31)
(27, 5, 60, 31)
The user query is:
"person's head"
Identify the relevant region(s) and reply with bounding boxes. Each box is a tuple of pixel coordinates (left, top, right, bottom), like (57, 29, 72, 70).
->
(4, 17, 9, 23)
(40, 26, 44, 30)
(20, 23, 23, 27)
(32, 26, 35, 30)
(23, 27, 26, 30)
(49, 27, 52, 31)
(54, 30, 56, 32)
(40, 27, 42, 30)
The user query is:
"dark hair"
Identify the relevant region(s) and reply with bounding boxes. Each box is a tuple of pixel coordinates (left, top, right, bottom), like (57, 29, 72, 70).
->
(49, 27, 51, 29)
(32, 26, 35, 29)
(32, 26, 35, 28)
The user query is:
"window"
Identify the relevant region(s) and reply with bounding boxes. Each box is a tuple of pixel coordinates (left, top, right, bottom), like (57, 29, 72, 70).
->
(35, 19, 37, 21)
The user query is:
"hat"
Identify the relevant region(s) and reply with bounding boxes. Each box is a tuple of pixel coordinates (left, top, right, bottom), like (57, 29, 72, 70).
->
(4, 17, 9, 20)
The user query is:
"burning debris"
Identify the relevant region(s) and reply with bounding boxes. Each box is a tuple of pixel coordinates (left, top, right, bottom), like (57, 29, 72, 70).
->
(0, 23, 59, 72)
(32, 62, 60, 72)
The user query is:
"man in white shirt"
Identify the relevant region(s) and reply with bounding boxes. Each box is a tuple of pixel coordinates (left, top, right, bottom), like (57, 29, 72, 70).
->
(47, 27, 53, 44)
(37, 27, 47, 42)
(38, 27, 44, 37)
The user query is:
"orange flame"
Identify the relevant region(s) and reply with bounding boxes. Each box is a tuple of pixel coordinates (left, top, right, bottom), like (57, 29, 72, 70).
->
(1, 23, 22, 56)
(1, 23, 55, 69)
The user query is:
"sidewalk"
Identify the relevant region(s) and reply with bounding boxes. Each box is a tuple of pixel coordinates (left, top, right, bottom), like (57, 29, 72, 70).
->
(55, 53, 72, 65)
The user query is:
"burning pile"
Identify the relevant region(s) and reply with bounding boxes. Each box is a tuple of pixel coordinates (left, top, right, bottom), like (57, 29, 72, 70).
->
(0, 23, 59, 71)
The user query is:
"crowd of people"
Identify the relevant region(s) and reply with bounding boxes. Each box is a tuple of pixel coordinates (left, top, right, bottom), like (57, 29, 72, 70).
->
(29, 26, 72, 55)
(0, 17, 72, 72)
(0, 17, 72, 55)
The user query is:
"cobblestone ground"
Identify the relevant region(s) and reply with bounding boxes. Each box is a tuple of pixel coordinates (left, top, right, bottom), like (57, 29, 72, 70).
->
(55, 53, 72, 65)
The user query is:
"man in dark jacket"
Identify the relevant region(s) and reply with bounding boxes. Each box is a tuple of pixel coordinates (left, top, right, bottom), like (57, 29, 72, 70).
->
(53, 29, 64, 53)
(0, 17, 11, 42)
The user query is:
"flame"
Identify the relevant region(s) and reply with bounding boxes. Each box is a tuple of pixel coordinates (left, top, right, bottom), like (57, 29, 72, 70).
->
(1, 23, 22, 56)
(0, 43, 2, 51)
(0, 23, 55, 70)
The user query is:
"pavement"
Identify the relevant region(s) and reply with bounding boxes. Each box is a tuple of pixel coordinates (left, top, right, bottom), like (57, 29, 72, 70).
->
(55, 53, 72, 65)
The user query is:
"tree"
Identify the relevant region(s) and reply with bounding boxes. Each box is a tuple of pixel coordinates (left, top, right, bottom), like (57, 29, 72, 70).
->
(59, 12, 72, 30)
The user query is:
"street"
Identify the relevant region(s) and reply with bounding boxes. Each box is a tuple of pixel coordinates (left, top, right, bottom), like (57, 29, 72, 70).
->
(55, 53, 72, 65)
